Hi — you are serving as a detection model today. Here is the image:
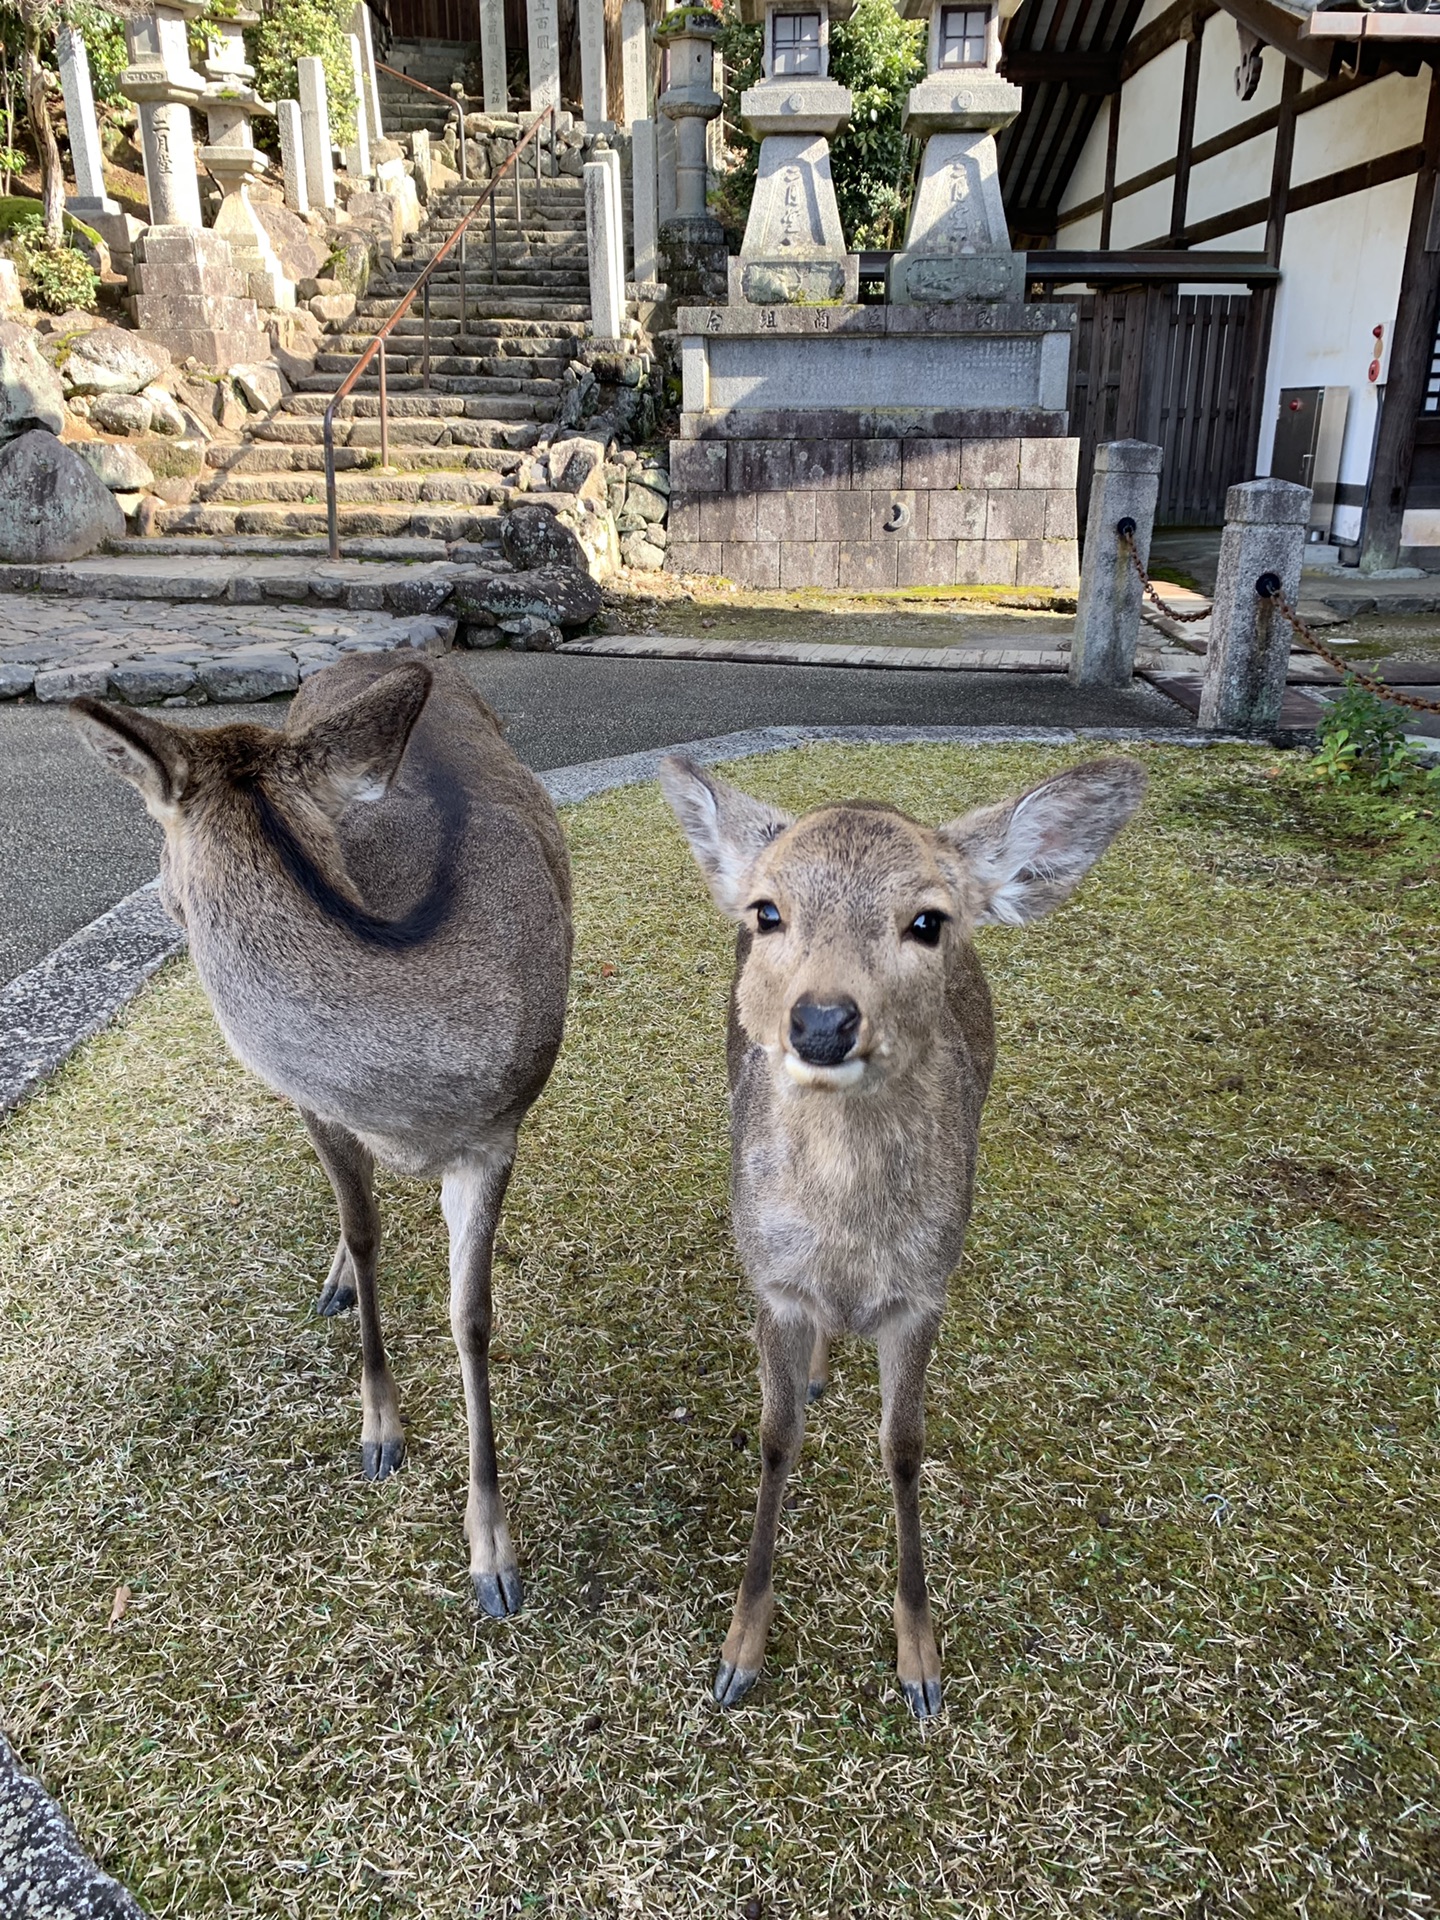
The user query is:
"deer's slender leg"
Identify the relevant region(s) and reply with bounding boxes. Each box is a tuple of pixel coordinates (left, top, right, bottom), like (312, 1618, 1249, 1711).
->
(715, 1307, 814, 1707)
(806, 1327, 831, 1404)
(441, 1146, 520, 1619)
(876, 1310, 941, 1718)
(302, 1111, 404, 1481)
(315, 1236, 356, 1317)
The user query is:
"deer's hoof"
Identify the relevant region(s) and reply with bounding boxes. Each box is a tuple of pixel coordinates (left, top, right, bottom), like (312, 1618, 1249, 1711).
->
(713, 1659, 759, 1708)
(315, 1280, 356, 1317)
(900, 1675, 943, 1720)
(806, 1378, 827, 1404)
(473, 1566, 524, 1619)
(361, 1437, 405, 1481)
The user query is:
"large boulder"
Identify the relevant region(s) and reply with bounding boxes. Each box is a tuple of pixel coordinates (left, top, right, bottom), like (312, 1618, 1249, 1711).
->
(451, 565, 601, 632)
(253, 203, 326, 285)
(0, 323, 66, 442)
(0, 429, 125, 560)
(60, 326, 170, 397)
(76, 440, 155, 492)
(501, 503, 589, 573)
(89, 391, 153, 436)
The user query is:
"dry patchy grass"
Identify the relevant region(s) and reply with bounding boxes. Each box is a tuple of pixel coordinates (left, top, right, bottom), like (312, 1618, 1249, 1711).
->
(1, 744, 1438, 1920)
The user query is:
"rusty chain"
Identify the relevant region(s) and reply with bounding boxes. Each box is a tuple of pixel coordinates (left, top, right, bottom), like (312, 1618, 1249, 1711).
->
(1116, 521, 1440, 718)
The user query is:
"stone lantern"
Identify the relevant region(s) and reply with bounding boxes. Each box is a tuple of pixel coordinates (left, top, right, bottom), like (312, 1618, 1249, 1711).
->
(733, 0, 856, 304)
(121, 0, 209, 229)
(887, 0, 1025, 304)
(654, 7, 727, 302)
(198, 9, 295, 309)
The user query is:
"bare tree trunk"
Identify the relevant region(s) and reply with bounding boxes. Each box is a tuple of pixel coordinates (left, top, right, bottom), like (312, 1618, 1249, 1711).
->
(23, 20, 65, 246)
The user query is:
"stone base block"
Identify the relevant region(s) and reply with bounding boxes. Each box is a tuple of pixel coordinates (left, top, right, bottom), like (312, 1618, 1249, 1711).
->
(730, 253, 860, 307)
(888, 248, 1025, 305)
(666, 429, 1080, 591)
(657, 216, 728, 305)
(135, 326, 271, 366)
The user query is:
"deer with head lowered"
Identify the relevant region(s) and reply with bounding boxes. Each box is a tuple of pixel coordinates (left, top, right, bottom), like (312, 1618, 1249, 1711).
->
(660, 754, 1145, 1716)
(72, 654, 572, 1618)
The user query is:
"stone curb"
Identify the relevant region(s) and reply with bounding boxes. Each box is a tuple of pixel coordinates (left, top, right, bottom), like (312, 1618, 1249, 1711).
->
(0, 1733, 147, 1920)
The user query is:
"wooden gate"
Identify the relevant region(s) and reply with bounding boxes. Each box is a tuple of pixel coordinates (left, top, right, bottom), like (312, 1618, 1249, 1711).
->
(1066, 283, 1274, 527)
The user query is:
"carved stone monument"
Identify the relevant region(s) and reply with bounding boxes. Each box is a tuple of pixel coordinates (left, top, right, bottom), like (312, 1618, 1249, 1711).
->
(621, 0, 649, 125)
(528, 0, 562, 115)
(580, 0, 609, 129)
(733, 0, 856, 305)
(888, 0, 1024, 303)
(655, 8, 726, 302)
(198, 10, 296, 309)
(480, 0, 508, 113)
(57, 24, 119, 219)
(121, 2, 208, 229)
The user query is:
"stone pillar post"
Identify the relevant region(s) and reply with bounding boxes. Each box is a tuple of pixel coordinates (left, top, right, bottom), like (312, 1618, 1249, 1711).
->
(580, 0, 608, 129)
(57, 24, 119, 217)
(632, 117, 658, 283)
(657, 113, 677, 223)
(480, 0, 508, 113)
(585, 155, 624, 337)
(528, 0, 562, 115)
(351, 1, 384, 144)
(298, 56, 337, 211)
(1199, 479, 1312, 733)
(594, 138, 626, 302)
(411, 127, 433, 201)
(121, 4, 207, 229)
(621, 0, 649, 126)
(656, 11, 726, 301)
(277, 100, 310, 214)
(346, 35, 372, 177)
(1070, 442, 1163, 689)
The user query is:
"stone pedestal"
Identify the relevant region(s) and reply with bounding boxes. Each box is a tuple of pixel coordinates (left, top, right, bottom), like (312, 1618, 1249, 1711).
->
(1199, 479, 1312, 732)
(529, 0, 562, 115)
(668, 301, 1080, 590)
(480, 0, 508, 114)
(1070, 440, 1163, 689)
(733, 0, 855, 306)
(298, 57, 337, 212)
(58, 24, 120, 218)
(132, 226, 268, 365)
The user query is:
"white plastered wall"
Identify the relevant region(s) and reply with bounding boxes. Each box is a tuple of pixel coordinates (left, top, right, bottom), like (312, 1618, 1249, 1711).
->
(1053, 31, 1429, 539)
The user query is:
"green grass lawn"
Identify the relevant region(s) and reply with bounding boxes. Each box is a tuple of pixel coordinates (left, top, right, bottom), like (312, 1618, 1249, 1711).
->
(1, 743, 1437, 1920)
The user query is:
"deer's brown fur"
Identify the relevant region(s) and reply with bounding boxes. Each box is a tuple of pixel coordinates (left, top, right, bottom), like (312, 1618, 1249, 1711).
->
(72, 655, 572, 1617)
(660, 754, 1145, 1715)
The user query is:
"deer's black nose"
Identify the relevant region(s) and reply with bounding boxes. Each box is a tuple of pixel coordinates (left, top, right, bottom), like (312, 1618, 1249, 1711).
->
(788, 997, 861, 1066)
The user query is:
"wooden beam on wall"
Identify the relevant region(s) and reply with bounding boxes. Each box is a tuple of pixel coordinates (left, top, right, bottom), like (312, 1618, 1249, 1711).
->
(1001, 49, 1121, 91)
(1360, 65, 1440, 569)
(1101, 88, 1121, 247)
(1265, 57, 1303, 264)
(1169, 17, 1205, 242)
(1120, 0, 1218, 82)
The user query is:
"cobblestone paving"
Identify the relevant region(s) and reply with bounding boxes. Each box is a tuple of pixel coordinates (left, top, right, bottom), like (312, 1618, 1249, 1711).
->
(0, 595, 456, 706)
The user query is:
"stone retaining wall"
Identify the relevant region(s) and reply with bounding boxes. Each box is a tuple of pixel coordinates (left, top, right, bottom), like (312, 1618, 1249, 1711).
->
(667, 434, 1080, 592)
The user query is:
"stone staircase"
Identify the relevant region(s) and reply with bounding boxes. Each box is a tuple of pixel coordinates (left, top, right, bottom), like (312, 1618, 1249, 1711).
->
(376, 38, 470, 141)
(155, 173, 594, 547)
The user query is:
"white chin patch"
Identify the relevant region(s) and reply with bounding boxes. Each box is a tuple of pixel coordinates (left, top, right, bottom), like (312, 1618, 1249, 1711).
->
(782, 1053, 866, 1090)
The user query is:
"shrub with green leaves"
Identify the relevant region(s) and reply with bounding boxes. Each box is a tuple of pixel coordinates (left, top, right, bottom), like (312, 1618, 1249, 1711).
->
(247, 0, 356, 153)
(9, 208, 98, 311)
(714, 0, 923, 250)
(70, 0, 128, 103)
(1312, 675, 1437, 798)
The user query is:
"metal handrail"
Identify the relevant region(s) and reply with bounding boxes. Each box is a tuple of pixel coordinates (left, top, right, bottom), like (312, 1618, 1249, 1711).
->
(322, 102, 558, 561)
(374, 60, 468, 182)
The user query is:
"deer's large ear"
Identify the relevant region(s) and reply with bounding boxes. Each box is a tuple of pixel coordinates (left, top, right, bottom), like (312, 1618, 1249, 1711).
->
(937, 758, 1146, 926)
(658, 755, 794, 917)
(70, 699, 190, 817)
(288, 660, 433, 812)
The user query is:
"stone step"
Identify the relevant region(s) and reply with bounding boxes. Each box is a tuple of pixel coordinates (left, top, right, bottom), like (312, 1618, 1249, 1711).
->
(252, 414, 539, 449)
(328, 315, 582, 344)
(289, 378, 546, 416)
(325, 339, 573, 372)
(280, 389, 545, 419)
(155, 500, 505, 540)
(196, 471, 506, 506)
(352, 295, 590, 322)
(312, 352, 564, 385)
(206, 441, 524, 475)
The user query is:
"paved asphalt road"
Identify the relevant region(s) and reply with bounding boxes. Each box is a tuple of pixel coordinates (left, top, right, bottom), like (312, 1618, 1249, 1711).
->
(0, 650, 1190, 986)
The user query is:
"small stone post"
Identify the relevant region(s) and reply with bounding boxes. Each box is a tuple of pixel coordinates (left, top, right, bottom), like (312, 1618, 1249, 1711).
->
(298, 56, 337, 212)
(346, 34, 372, 177)
(632, 116, 658, 282)
(277, 99, 310, 214)
(580, 0, 608, 128)
(621, 0, 649, 126)
(528, 0, 562, 115)
(411, 127, 433, 200)
(1070, 441, 1163, 689)
(479, 0, 508, 113)
(1199, 479, 1313, 733)
(594, 137, 626, 304)
(57, 23, 120, 217)
(351, 1, 384, 145)
(585, 155, 624, 338)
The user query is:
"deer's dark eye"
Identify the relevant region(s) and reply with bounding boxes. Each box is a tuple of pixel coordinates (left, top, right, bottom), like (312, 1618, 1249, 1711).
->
(907, 910, 948, 947)
(753, 901, 782, 934)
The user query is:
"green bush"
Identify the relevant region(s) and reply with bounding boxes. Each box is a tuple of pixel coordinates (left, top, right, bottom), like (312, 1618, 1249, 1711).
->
(9, 210, 98, 311)
(713, 0, 923, 250)
(247, 0, 356, 152)
(1312, 674, 1439, 810)
(69, 0, 128, 103)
